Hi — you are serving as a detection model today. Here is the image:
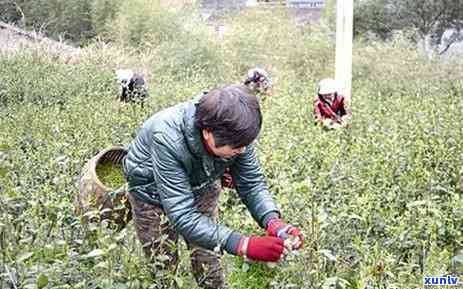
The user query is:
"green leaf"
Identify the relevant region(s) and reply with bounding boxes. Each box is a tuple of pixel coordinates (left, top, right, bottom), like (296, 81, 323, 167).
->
(174, 276, 184, 288)
(451, 255, 463, 265)
(107, 243, 117, 252)
(95, 261, 108, 269)
(320, 249, 337, 262)
(17, 252, 34, 263)
(114, 283, 128, 289)
(37, 274, 49, 289)
(241, 262, 250, 272)
(82, 249, 105, 259)
(407, 200, 427, 208)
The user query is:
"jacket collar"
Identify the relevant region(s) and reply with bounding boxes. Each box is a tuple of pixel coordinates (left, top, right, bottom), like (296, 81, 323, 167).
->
(183, 93, 207, 158)
(183, 94, 217, 177)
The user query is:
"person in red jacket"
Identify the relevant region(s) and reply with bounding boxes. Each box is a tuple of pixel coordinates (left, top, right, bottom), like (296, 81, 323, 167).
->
(314, 78, 352, 129)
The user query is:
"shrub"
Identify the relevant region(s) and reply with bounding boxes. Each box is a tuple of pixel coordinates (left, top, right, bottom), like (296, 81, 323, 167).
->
(1, 7, 463, 289)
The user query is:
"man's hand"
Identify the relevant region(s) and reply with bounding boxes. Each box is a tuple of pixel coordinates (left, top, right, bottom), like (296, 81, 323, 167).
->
(340, 116, 351, 128)
(221, 169, 235, 189)
(266, 219, 304, 250)
(322, 118, 334, 128)
(237, 236, 285, 262)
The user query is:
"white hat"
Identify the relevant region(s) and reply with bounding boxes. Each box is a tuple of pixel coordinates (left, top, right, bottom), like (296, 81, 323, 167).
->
(318, 78, 338, 95)
(116, 69, 134, 85)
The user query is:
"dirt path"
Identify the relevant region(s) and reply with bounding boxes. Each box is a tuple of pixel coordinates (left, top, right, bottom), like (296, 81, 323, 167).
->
(0, 21, 80, 61)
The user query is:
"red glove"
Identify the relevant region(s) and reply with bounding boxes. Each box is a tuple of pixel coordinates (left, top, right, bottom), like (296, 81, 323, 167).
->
(221, 168, 235, 189)
(266, 218, 304, 250)
(237, 236, 284, 262)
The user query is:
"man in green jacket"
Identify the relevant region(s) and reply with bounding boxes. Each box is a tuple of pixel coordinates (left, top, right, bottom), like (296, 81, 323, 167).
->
(124, 84, 303, 289)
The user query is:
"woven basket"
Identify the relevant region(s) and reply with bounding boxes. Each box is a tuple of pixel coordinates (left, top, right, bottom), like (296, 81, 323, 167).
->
(76, 146, 131, 228)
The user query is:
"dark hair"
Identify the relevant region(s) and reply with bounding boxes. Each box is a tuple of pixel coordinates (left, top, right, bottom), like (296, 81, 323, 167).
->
(195, 84, 262, 148)
(318, 92, 338, 102)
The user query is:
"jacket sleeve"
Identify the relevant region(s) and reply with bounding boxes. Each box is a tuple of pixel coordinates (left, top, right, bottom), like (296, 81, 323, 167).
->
(151, 133, 234, 251)
(340, 97, 352, 118)
(230, 144, 280, 228)
(314, 99, 323, 121)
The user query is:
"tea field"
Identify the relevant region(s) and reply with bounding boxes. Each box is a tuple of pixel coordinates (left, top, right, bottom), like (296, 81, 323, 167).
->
(0, 6, 462, 289)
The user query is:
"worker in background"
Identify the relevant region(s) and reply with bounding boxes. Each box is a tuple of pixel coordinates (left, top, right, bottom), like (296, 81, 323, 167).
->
(314, 78, 352, 129)
(243, 67, 272, 100)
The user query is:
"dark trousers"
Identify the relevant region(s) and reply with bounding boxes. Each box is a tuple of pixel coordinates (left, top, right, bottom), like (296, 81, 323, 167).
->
(127, 181, 225, 289)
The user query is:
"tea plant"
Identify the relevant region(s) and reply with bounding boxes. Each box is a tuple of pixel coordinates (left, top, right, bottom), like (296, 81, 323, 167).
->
(1, 6, 462, 289)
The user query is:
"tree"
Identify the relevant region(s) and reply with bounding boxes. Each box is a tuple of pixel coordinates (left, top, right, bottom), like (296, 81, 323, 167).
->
(0, 0, 95, 44)
(354, 0, 463, 57)
(91, 0, 122, 38)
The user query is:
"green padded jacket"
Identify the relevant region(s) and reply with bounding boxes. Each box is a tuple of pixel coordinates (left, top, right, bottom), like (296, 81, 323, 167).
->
(123, 97, 279, 253)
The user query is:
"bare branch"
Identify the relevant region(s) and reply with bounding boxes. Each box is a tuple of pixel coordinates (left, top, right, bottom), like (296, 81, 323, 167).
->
(4, 265, 18, 289)
(438, 30, 462, 55)
(13, 1, 26, 27)
(439, 42, 453, 55)
(430, 7, 446, 27)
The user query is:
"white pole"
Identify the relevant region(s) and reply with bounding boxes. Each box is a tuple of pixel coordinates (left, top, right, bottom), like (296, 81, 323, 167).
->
(335, 0, 353, 102)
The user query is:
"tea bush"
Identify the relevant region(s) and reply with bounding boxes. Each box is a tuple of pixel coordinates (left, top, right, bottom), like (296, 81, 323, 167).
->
(1, 6, 462, 289)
